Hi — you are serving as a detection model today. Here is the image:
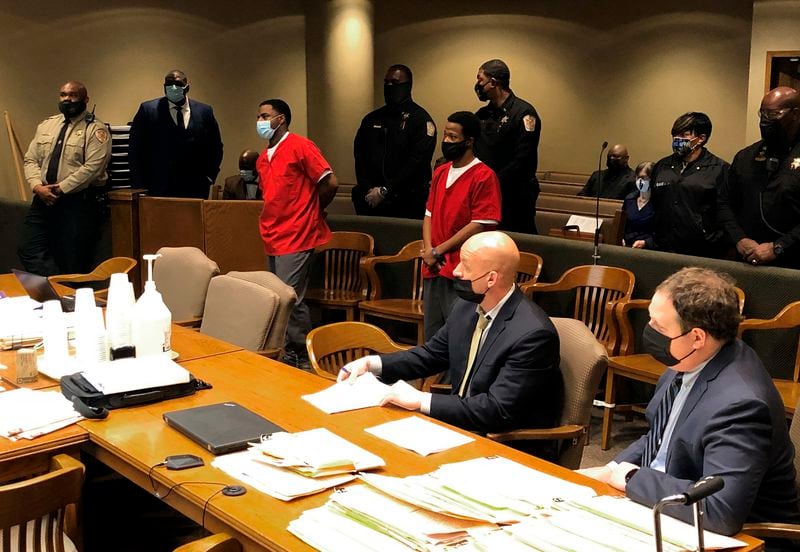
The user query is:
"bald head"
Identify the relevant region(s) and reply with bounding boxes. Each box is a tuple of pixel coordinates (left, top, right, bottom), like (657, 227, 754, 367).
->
(762, 86, 800, 111)
(461, 231, 520, 283)
(238, 149, 260, 170)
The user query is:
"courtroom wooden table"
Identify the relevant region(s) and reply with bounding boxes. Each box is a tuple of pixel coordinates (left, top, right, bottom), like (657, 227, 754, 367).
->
(78, 349, 764, 552)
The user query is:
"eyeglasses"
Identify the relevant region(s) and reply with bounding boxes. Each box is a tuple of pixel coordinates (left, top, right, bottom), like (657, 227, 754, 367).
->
(758, 107, 797, 122)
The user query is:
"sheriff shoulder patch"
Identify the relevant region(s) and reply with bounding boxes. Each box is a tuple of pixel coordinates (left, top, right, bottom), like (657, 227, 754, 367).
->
(95, 128, 108, 144)
(523, 114, 536, 132)
(426, 121, 435, 137)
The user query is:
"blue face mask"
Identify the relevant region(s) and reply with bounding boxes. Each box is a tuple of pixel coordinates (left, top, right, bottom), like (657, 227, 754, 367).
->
(672, 137, 696, 157)
(256, 120, 275, 140)
(165, 84, 186, 104)
(636, 177, 650, 193)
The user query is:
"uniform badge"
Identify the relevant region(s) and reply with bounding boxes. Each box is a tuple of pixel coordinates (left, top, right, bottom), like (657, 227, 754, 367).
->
(75, 130, 83, 137)
(95, 128, 108, 144)
(426, 121, 435, 137)
(523, 114, 536, 132)
(791, 158, 800, 170)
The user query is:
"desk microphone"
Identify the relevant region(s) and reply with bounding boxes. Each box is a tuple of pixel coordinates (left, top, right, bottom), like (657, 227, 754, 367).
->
(653, 476, 725, 552)
(593, 141, 608, 264)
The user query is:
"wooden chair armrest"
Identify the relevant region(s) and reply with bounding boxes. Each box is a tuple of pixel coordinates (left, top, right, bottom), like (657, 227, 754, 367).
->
(175, 317, 203, 328)
(486, 424, 585, 443)
(429, 383, 452, 395)
(48, 273, 89, 283)
(742, 522, 800, 539)
(256, 348, 281, 360)
(615, 298, 652, 356)
(173, 533, 242, 552)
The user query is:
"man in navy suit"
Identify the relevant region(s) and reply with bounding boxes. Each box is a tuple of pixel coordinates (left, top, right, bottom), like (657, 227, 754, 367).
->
(580, 267, 800, 543)
(339, 231, 562, 434)
(129, 70, 223, 198)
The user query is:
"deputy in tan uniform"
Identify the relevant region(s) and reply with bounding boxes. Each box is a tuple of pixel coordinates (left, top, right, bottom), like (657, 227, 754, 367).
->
(18, 80, 111, 276)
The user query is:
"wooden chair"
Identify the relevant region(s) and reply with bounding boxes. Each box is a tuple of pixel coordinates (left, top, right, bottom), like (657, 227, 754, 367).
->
(515, 251, 544, 285)
(174, 533, 241, 552)
(600, 287, 746, 450)
(49, 257, 137, 300)
(305, 232, 374, 321)
(359, 240, 426, 345)
(741, 396, 800, 542)
(306, 321, 410, 382)
(738, 301, 800, 419)
(0, 454, 85, 552)
(486, 318, 608, 469)
(520, 264, 635, 355)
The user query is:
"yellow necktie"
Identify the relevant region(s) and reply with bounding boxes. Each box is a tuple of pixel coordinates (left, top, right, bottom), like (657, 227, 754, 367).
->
(458, 314, 490, 397)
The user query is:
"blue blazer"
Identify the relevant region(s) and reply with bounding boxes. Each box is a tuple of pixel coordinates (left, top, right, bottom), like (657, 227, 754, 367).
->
(616, 339, 800, 535)
(129, 97, 223, 198)
(380, 287, 562, 433)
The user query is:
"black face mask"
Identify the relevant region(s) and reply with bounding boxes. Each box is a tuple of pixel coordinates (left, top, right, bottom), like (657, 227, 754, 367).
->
(59, 100, 86, 119)
(641, 324, 694, 366)
(760, 119, 790, 153)
(474, 82, 489, 102)
(606, 159, 625, 171)
(453, 272, 490, 304)
(441, 140, 468, 161)
(384, 82, 412, 107)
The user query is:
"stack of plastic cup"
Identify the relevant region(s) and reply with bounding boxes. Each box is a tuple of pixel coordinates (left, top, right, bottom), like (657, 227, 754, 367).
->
(74, 288, 107, 367)
(106, 274, 135, 357)
(42, 299, 69, 366)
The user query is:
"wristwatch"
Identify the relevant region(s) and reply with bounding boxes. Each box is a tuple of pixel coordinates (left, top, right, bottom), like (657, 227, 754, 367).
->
(773, 242, 785, 257)
(379, 187, 388, 198)
(625, 467, 639, 484)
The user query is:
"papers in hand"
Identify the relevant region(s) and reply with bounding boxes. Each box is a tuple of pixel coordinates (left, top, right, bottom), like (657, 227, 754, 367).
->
(302, 372, 391, 414)
(0, 388, 82, 440)
(365, 416, 474, 456)
(81, 356, 190, 394)
(252, 427, 385, 477)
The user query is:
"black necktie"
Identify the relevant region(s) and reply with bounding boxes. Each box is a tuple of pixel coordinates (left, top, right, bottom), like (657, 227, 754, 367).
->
(175, 106, 185, 130)
(45, 117, 70, 184)
(642, 373, 683, 467)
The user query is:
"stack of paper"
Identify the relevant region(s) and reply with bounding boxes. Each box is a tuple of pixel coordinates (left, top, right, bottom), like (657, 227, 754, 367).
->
(365, 416, 474, 456)
(0, 297, 75, 350)
(212, 428, 386, 501)
(252, 428, 385, 477)
(289, 485, 490, 551)
(0, 388, 82, 440)
(212, 450, 356, 501)
(81, 356, 190, 394)
(288, 456, 746, 551)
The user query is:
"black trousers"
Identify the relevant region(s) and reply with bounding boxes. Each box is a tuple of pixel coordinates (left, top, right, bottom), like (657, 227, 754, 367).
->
(18, 191, 98, 276)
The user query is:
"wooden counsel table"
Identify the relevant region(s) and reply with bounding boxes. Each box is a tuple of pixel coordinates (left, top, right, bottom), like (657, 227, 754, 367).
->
(0, 274, 764, 551)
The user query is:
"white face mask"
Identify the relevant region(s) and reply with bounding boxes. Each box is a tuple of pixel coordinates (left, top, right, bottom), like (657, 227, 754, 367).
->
(636, 177, 651, 193)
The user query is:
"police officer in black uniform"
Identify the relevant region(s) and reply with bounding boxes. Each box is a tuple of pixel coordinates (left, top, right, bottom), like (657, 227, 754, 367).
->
(650, 112, 729, 258)
(474, 59, 541, 234)
(718, 86, 800, 269)
(353, 64, 436, 219)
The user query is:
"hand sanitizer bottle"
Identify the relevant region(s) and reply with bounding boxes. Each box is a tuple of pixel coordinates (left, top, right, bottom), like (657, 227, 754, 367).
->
(131, 254, 172, 357)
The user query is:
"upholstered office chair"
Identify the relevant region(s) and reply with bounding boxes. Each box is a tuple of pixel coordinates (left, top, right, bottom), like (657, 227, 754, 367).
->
(0, 454, 85, 552)
(174, 533, 241, 552)
(306, 321, 410, 382)
(738, 300, 800, 419)
(359, 240, 426, 345)
(200, 273, 296, 359)
(741, 396, 800, 542)
(154, 247, 220, 326)
(600, 287, 746, 450)
(485, 318, 608, 469)
(305, 232, 374, 321)
(521, 264, 635, 356)
(49, 257, 137, 300)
